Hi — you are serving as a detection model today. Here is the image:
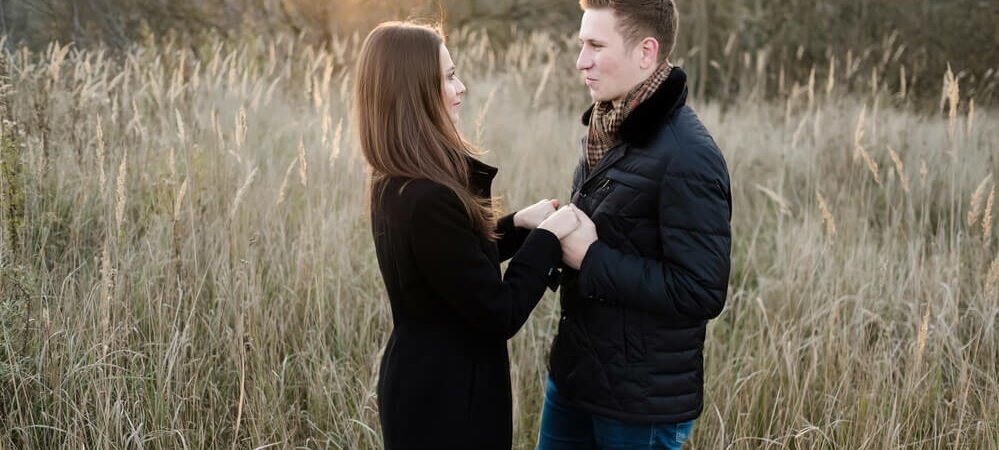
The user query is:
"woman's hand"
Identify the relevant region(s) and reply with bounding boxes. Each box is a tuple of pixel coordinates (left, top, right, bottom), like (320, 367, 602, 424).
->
(513, 199, 560, 229)
(537, 205, 580, 239)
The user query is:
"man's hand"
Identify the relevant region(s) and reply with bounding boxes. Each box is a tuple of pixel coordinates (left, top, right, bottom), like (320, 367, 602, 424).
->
(537, 205, 580, 239)
(561, 205, 598, 270)
(514, 199, 560, 229)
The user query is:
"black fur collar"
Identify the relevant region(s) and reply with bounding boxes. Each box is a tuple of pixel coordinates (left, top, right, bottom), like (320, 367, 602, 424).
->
(581, 66, 688, 148)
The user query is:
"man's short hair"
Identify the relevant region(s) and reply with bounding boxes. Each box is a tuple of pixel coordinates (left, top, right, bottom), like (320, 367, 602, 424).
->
(579, 0, 678, 63)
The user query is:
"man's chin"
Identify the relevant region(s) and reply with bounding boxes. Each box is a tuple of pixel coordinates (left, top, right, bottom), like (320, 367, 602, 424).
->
(588, 90, 614, 103)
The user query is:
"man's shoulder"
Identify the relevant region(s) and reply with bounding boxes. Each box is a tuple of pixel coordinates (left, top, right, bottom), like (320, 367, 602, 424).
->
(655, 107, 728, 181)
(662, 106, 715, 145)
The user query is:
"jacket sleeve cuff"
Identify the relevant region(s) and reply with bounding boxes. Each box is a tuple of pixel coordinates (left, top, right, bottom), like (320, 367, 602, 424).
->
(577, 239, 610, 302)
(497, 212, 519, 234)
(521, 228, 563, 291)
(496, 212, 534, 262)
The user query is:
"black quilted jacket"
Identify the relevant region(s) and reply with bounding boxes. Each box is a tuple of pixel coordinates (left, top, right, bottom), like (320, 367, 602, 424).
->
(549, 67, 733, 424)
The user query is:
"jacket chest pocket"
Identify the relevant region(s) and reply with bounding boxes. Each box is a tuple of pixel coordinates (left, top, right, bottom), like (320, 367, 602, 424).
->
(574, 177, 616, 212)
(579, 169, 658, 219)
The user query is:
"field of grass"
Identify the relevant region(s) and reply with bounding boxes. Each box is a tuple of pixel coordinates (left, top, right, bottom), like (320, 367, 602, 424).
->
(1, 29, 997, 449)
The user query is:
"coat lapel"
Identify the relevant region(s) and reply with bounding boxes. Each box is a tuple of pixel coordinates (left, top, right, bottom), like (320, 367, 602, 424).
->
(466, 156, 498, 199)
(465, 155, 502, 270)
(574, 139, 627, 196)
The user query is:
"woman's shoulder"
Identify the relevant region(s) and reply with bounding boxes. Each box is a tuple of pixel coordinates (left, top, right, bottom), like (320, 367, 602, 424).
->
(377, 177, 461, 212)
(374, 177, 470, 235)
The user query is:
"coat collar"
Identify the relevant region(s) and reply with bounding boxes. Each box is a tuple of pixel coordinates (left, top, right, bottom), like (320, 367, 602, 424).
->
(465, 154, 498, 198)
(581, 66, 688, 148)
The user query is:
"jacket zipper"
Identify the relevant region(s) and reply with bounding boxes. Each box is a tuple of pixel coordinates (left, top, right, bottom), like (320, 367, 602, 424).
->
(582, 178, 613, 199)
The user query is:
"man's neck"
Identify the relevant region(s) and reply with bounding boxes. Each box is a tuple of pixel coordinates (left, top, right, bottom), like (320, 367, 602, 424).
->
(608, 63, 665, 108)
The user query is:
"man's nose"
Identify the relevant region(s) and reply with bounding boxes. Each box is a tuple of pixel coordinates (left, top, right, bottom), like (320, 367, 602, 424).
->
(576, 49, 592, 71)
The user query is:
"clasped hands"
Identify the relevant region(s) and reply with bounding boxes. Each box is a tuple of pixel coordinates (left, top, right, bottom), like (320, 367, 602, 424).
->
(513, 199, 597, 270)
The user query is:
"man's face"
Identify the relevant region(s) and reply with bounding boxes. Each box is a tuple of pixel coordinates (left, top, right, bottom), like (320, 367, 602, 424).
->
(577, 9, 646, 103)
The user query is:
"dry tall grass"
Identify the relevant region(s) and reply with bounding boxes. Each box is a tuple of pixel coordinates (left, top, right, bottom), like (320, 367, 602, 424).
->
(1, 28, 997, 449)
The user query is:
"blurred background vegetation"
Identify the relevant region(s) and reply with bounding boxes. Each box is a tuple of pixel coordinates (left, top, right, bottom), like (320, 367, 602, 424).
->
(3, 0, 998, 105)
(2, 1, 998, 448)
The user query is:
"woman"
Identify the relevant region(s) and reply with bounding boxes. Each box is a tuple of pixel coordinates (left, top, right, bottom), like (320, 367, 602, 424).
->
(355, 22, 579, 449)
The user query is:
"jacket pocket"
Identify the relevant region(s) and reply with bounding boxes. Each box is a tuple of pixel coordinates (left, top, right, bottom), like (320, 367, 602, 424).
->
(551, 319, 599, 400)
(604, 168, 657, 192)
(466, 361, 478, 420)
(548, 323, 574, 385)
(602, 169, 657, 218)
(622, 307, 646, 363)
(580, 177, 616, 213)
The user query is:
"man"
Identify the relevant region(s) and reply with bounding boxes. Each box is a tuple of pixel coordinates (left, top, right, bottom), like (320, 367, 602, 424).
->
(541, 0, 732, 448)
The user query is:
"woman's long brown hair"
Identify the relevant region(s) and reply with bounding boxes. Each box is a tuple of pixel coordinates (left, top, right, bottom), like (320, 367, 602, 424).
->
(356, 21, 498, 239)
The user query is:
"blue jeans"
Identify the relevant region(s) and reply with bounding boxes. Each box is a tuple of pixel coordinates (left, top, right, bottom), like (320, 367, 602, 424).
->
(537, 376, 695, 450)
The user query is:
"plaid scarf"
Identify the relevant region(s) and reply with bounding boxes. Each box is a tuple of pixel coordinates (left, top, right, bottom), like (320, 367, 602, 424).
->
(586, 61, 673, 169)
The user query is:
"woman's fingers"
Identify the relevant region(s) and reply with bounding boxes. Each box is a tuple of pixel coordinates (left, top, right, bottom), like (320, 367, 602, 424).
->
(516, 199, 559, 229)
(538, 205, 579, 239)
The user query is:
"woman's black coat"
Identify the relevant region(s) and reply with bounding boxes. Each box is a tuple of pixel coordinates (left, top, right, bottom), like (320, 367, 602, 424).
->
(370, 157, 562, 449)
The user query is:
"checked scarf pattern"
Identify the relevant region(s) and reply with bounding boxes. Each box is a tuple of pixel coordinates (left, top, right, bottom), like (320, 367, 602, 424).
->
(586, 61, 673, 169)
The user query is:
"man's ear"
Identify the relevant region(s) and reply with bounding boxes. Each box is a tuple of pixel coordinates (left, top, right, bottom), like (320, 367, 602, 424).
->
(639, 37, 660, 70)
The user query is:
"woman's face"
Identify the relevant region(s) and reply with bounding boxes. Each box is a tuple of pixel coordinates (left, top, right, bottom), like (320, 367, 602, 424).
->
(439, 44, 466, 123)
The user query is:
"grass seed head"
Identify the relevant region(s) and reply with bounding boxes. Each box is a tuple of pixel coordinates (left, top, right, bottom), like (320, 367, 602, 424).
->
(983, 186, 994, 242)
(817, 190, 836, 243)
(968, 175, 992, 227)
(115, 148, 128, 237)
(298, 137, 308, 187)
(230, 167, 258, 221)
(888, 145, 908, 193)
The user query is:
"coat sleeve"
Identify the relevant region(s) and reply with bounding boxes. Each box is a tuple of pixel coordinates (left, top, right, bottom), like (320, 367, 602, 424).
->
(409, 184, 563, 340)
(577, 148, 732, 320)
(495, 213, 531, 262)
